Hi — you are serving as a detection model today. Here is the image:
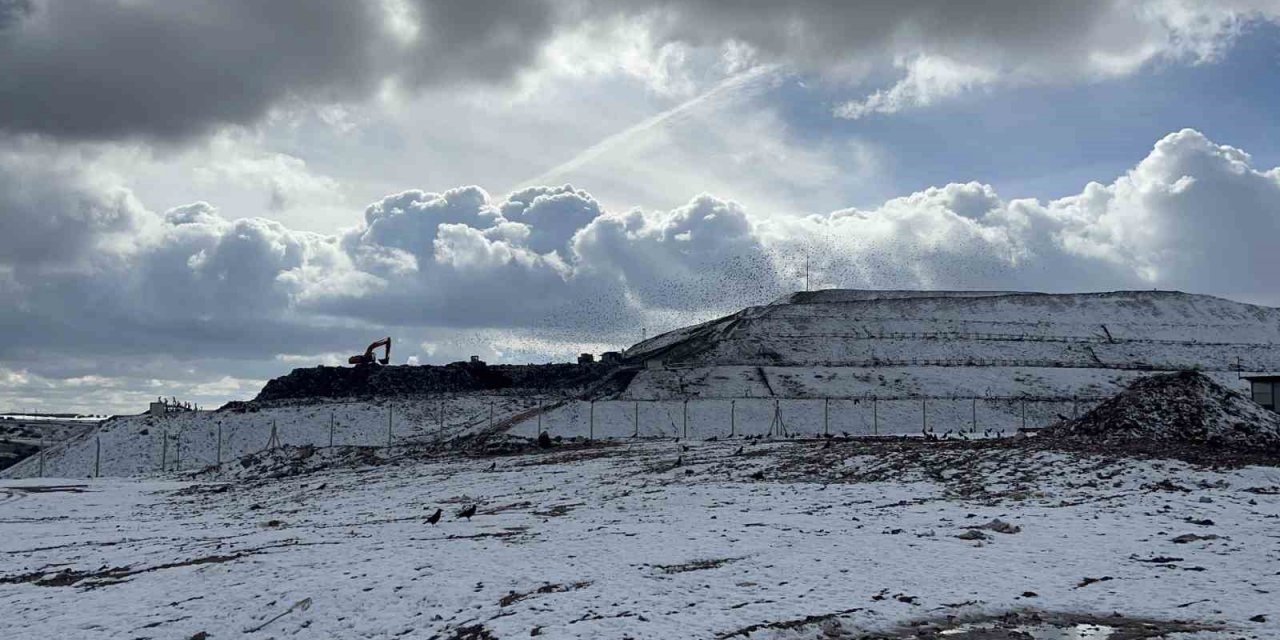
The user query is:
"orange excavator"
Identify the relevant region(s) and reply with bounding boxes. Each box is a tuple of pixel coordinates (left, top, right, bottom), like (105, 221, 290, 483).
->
(349, 337, 391, 366)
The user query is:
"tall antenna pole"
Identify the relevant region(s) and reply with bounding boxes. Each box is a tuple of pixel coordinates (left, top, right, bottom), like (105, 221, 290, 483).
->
(804, 253, 809, 292)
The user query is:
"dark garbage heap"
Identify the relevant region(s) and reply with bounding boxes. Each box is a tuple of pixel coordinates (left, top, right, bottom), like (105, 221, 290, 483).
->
(250, 360, 635, 403)
(1046, 370, 1280, 452)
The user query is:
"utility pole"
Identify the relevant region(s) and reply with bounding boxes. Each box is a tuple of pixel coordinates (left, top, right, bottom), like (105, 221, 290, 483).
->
(804, 253, 810, 292)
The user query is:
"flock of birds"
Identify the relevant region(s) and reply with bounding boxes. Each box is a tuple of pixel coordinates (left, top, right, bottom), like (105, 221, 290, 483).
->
(921, 427, 1008, 441)
(432, 426, 1018, 526)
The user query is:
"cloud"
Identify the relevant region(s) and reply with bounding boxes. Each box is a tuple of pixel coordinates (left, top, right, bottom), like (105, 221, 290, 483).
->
(2, 128, 1279, 411)
(596, 0, 1274, 118)
(834, 56, 998, 119)
(2, 1, 1276, 143)
(0, 0, 563, 142)
(0, 138, 149, 269)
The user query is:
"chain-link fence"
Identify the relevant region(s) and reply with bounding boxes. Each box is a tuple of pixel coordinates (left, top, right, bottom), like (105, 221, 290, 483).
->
(11, 393, 1108, 478)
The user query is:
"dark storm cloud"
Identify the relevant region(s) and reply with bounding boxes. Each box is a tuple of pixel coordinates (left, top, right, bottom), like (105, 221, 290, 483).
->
(2, 1, 1268, 141)
(0, 0, 559, 142)
(0, 0, 31, 29)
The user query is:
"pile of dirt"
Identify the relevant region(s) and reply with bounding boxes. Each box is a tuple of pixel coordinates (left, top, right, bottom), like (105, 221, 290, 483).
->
(249, 361, 635, 403)
(1047, 370, 1280, 452)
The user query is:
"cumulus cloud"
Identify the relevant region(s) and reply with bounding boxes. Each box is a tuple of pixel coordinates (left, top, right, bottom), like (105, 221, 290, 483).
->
(0, 139, 149, 269)
(2, 127, 1279, 410)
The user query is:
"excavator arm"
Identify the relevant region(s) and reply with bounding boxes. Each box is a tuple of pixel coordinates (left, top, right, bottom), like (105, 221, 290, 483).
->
(348, 337, 391, 365)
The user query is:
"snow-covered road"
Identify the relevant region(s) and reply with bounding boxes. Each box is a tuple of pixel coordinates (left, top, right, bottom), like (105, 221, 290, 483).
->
(2, 440, 1278, 638)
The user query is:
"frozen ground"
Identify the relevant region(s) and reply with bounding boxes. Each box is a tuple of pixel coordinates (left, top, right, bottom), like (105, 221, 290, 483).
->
(2, 439, 1278, 639)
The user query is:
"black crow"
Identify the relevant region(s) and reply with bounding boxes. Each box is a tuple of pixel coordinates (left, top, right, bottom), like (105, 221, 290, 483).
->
(457, 504, 477, 520)
(426, 508, 442, 525)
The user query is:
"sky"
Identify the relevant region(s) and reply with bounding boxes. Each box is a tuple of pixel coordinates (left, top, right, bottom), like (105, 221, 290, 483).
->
(2, 0, 1280, 414)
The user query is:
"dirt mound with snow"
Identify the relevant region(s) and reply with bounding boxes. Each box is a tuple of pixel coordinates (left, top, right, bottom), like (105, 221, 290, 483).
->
(1048, 371, 1280, 451)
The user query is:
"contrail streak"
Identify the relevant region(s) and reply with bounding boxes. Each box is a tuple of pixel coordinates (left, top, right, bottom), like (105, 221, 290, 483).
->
(521, 65, 781, 188)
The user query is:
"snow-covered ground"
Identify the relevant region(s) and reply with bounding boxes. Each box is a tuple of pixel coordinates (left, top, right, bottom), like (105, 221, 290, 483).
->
(2, 439, 1277, 638)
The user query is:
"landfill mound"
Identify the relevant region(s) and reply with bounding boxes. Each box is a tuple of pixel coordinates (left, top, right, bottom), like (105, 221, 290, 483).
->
(1048, 370, 1280, 450)
(252, 361, 632, 403)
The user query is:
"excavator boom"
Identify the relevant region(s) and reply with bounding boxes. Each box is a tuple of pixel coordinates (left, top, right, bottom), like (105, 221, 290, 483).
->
(348, 337, 391, 366)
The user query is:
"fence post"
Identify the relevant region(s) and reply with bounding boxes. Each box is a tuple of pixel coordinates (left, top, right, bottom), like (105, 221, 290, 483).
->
(682, 399, 688, 439)
(921, 398, 927, 433)
(387, 403, 393, 449)
(217, 421, 223, 467)
(174, 436, 180, 471)
(589, 400, 595, 442)
(1021, 399, 1027, 431)
(972, 398, 977, 433)
(730, 399, 736, 437)
(489, 400, 494, 430)
(633, 400, 639, 438)
(39, 432, 45, 478)
(537, 399, 543, 437)
(823, 398, 829, 437)
(1072, 395, 1078, 419)
(873, 398, 878, 436)
(161, 430, 167, 472)
(94, 435, 100, 478)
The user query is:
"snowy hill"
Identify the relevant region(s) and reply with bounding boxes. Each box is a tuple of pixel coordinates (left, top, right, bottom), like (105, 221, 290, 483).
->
(10, 289, 1280, 478)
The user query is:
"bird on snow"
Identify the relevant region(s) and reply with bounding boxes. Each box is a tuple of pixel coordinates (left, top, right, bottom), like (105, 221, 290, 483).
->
(426, 508, 442, 525)
(486, 461, 496, 472)
(733, 446, 744, 456)
(457, 504, 477, 520)
(673, 455, 683, 468)
(749, 470, 765, 481)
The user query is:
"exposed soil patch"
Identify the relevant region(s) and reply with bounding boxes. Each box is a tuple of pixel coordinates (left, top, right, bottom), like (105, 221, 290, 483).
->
(654, 556, 744, 574)
(0, 541, 324, 588)
(879, 610, 1212, 639)
(498, 581, 592, 607)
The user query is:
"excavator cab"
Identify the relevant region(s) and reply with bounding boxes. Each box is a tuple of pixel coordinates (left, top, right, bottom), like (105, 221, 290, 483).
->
(349, 337, 391, 366)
